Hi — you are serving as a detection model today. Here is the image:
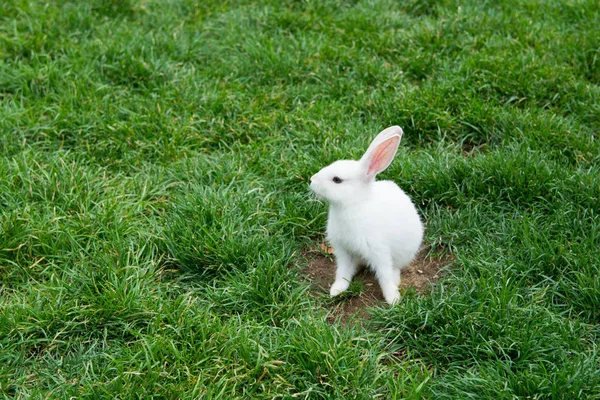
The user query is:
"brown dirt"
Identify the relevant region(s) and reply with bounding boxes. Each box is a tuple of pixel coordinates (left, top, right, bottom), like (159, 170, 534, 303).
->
(301, 244, 453, 324)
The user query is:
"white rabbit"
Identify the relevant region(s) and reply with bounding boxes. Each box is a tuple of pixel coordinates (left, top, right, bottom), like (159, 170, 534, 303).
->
(309, 126, 423, 304)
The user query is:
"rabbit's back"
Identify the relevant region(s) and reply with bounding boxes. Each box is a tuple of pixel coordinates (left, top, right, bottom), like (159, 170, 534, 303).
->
(372, 180, 423, 267)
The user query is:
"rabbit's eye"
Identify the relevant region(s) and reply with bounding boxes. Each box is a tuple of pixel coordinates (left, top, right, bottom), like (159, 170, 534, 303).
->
(332, 176, 343, 184)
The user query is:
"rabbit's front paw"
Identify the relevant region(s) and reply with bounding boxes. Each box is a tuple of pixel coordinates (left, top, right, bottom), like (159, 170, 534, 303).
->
(382, 287, 400, 305)
(330, 280, 350, 297)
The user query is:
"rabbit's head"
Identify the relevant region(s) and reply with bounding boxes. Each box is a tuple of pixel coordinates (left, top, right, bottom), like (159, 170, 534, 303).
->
(309, 126, 403, 205)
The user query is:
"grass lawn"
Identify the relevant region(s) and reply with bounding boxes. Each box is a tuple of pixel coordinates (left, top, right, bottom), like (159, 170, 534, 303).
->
(1, 0, 599, 398)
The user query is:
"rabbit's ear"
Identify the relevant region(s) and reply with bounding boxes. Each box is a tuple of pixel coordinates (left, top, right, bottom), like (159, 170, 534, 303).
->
(360, 126, 403, 180)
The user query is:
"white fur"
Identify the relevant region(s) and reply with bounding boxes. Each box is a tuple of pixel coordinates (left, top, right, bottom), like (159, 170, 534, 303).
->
(309, 126, 423, 304)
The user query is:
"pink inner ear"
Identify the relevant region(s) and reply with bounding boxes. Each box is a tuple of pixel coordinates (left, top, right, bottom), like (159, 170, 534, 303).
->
(367, 136, 400, 178)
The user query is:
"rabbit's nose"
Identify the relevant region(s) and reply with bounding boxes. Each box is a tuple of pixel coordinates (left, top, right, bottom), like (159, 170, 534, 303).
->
(310, 175, 316, 183)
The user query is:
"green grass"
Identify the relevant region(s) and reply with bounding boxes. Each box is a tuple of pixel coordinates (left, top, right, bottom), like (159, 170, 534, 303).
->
(1, 0, 599, 398)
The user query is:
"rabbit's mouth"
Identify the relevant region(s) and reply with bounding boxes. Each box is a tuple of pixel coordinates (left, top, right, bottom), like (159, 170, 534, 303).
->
(309, 184, 321, 198)
(309, 182, 326, 201)
(311, 192, 325, 201)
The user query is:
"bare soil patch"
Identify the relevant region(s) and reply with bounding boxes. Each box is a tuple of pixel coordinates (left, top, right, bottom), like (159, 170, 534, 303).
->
(301, 245, 453, 324)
